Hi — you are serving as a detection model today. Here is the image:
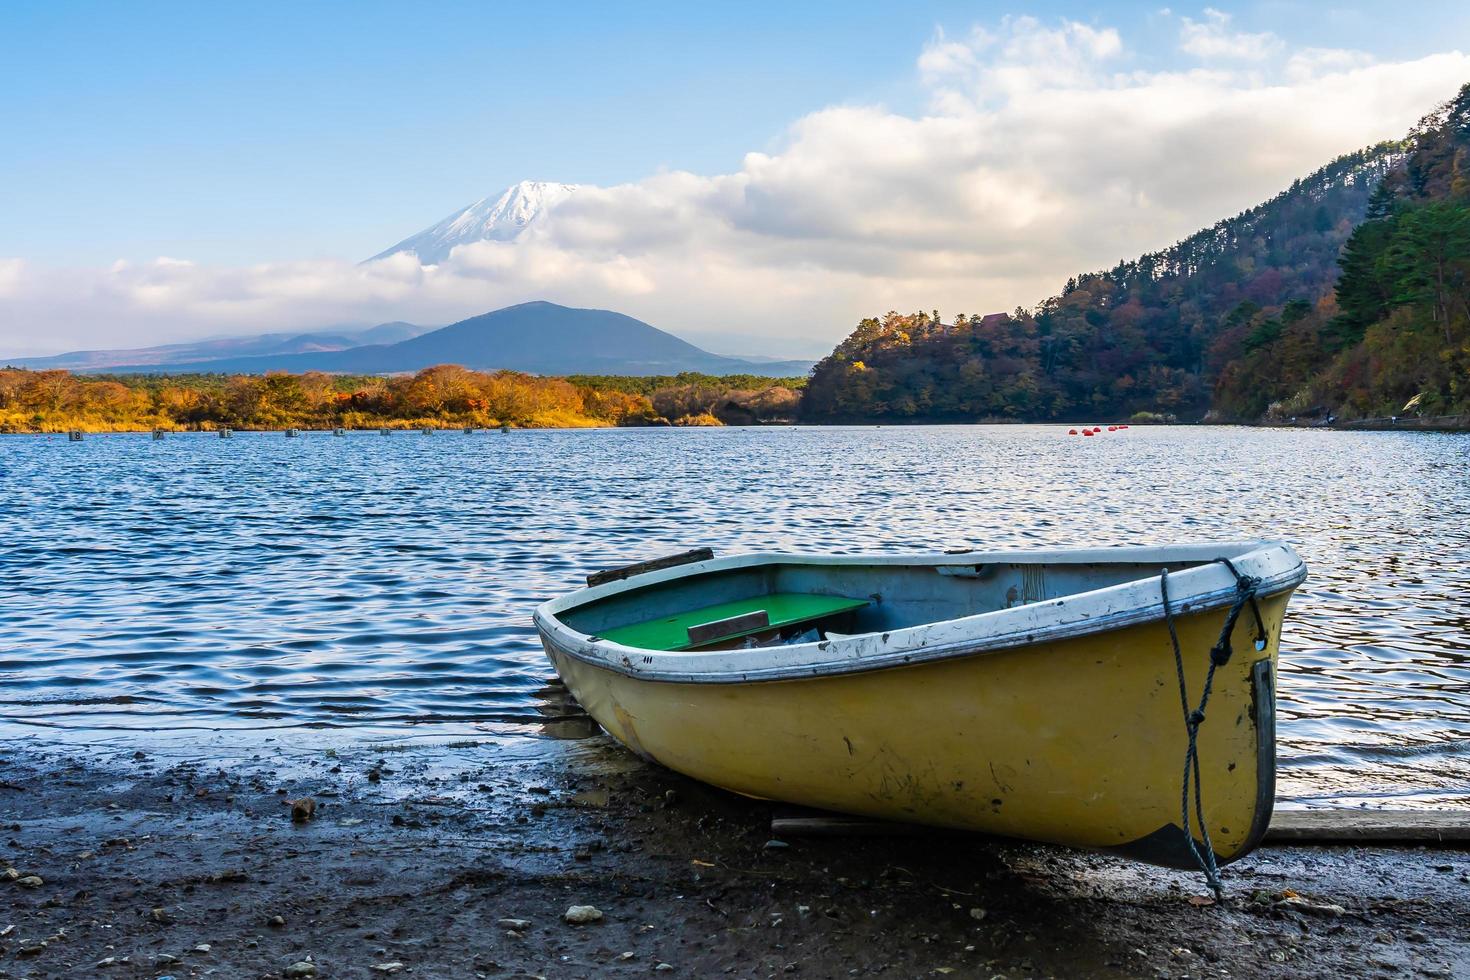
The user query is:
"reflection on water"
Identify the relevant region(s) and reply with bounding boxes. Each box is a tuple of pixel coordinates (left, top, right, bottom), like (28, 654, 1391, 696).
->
(1, 425, 1467, 806)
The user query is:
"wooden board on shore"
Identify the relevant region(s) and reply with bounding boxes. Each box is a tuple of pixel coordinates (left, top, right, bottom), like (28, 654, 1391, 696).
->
(769, 807, 1470, 845)
(1265, 809, 1470, 843)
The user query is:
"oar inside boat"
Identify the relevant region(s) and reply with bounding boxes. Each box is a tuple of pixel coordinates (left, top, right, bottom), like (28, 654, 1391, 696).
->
(537, 542, 1307, 880)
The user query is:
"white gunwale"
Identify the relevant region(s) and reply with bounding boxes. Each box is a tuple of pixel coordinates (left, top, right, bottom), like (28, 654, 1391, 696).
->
(534, 541, 1307, 685)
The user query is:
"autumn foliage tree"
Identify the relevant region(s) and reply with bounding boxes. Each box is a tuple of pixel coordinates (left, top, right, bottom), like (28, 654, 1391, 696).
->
(0, 366, 658, 432)
(0, 365, 817, 432)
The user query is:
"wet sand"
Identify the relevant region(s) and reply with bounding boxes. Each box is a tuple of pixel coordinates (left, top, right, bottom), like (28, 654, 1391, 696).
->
(1, 735, 1465, 979)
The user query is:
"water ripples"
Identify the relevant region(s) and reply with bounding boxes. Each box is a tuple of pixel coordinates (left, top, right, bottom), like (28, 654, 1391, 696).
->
(1, 425, 1467, 805)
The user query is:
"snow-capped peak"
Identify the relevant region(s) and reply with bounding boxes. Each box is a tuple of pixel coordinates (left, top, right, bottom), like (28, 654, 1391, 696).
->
(368, 180, 580, 264)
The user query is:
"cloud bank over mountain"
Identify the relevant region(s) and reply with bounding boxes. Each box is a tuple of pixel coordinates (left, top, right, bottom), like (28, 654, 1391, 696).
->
(3, 12, 1467, 357)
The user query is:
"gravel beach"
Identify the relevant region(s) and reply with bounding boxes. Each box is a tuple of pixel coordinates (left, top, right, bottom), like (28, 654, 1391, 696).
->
(1, 730, 1465, 979)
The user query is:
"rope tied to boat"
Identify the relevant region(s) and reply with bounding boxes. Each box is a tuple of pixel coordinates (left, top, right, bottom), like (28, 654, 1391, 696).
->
(1159, 558, 1267, 901)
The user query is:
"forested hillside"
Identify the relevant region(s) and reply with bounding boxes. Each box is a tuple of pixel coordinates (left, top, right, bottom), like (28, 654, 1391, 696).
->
(804, 84, 1470, 424)
(1213, 85, 1470, 421)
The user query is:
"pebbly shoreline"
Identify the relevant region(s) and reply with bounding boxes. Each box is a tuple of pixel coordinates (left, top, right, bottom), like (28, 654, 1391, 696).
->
(1, 733, 1466, 980)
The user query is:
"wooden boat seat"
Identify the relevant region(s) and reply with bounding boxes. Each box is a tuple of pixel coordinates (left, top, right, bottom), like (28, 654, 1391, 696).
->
(597, 593, 869, 651)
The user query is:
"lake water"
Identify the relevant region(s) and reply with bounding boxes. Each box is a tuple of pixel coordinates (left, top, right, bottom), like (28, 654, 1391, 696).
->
(2, 425, 1467, 808)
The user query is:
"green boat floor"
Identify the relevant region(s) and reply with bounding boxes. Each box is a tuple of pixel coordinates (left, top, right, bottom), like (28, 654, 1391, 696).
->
(597, 593, 870, 651)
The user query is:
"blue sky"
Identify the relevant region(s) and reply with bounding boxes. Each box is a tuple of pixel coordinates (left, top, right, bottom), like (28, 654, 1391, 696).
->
(4, 1, 1468, 266)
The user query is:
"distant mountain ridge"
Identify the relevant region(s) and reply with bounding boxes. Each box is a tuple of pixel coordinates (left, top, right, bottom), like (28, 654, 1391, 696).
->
(368, 181, 579, 264)
(75, 302, 812, 378)
(4, 321, 430, 371)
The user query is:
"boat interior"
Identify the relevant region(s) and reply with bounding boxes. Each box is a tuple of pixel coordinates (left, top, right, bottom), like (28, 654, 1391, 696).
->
(561, 557, 1215, 652)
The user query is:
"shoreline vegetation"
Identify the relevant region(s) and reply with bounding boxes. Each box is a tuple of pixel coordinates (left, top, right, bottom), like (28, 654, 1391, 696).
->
(0, 366, 805, 433)
(3, 363, 1468, 433)
(4, 364, 1466, 433)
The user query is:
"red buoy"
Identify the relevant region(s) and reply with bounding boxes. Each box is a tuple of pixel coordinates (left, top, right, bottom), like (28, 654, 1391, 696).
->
(1068, 428, 1078, 435)
(1083, 430, 1094, 436)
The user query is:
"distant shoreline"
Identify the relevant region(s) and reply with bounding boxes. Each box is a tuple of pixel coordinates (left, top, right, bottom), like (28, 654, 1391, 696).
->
(1279, 415, 1470, 433)
(10, 417, 1469, 435)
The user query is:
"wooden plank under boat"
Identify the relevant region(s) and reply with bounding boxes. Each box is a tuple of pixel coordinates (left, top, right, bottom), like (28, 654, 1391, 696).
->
(534, 542, 1308, 870)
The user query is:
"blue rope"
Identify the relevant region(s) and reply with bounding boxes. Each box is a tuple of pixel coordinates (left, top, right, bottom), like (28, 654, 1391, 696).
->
(1160, 560, 1266, 901)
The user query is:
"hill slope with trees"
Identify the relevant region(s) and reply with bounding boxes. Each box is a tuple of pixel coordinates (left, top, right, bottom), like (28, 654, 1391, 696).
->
(803, 84, 1470, 424)
(1212, 85, 1470, 421)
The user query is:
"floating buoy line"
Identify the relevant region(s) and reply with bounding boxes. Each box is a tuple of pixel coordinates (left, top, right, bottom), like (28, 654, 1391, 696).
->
(1067, 424, 1130, 437)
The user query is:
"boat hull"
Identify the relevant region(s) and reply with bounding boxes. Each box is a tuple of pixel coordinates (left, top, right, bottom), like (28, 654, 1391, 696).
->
(539, 590, 1290, 867)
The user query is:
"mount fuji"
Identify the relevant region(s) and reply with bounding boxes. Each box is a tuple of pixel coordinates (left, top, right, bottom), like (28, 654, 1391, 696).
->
(369, 180, 579, 264)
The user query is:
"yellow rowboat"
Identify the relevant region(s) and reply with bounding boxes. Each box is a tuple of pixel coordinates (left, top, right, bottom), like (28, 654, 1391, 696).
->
(535, 542, 1307, 879)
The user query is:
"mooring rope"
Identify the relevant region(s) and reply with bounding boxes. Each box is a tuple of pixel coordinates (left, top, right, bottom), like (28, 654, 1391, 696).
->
(1159, 558, 1267, 901)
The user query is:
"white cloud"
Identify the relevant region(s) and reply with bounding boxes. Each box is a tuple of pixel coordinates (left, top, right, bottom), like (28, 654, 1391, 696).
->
(1285, 46, 1376, 82)
(1179, 8, 1284, 61)
(0, 259, 27, 299)
(1, 15, 1467, 359)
